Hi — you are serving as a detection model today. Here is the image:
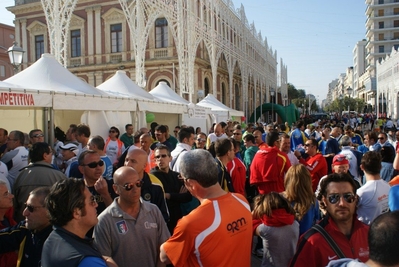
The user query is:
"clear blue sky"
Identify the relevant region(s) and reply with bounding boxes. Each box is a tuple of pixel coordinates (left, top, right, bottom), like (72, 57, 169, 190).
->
(0, 0, 366, 101)
(231, 0, 367, 102)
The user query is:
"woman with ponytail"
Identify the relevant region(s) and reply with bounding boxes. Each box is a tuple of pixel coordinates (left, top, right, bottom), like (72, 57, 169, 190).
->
(252, 192, 299, 267)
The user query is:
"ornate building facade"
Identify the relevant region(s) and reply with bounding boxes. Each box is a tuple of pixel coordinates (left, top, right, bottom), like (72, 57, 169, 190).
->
(7, 0, 288, 119)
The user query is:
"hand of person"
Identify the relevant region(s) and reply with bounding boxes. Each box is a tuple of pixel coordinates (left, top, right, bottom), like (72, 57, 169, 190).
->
(94, 177, 109, 196)
(180, 185, 188, 193)
(103, 256, 118, 267)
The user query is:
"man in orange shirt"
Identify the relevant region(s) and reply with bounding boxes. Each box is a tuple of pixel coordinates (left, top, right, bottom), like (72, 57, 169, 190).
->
(160, 149, 252, 267)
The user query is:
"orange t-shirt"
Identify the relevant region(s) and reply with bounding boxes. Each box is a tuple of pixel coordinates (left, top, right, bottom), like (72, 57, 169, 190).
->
(163, 193, 252, 267)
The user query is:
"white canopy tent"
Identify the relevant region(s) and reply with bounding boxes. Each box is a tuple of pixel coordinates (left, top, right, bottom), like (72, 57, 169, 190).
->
(97, 71, 186, 130)
(197, 94, 244, 123)
(4, 54, 136, 139)
(149, 82, 212, 132)
(0, 80, 53, 133)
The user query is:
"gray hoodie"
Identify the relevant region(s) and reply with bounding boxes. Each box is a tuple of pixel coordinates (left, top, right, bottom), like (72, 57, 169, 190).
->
(326, 258, 368, 267)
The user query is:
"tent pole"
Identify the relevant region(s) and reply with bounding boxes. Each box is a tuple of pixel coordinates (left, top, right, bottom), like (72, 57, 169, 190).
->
(49, 108, 54, 148)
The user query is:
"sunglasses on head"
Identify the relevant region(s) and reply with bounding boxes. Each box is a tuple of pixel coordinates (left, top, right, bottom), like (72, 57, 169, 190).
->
(81, 160, 104, 168)
(25, 203, 44, 213)
(155, 154, 168, 159)
(116, 181, 144, 191)
(327, 193, 356, 204)
(334, 156, 347, 162)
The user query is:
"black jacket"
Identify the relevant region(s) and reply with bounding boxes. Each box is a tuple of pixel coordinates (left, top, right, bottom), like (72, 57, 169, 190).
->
(0, 221, 52, 267)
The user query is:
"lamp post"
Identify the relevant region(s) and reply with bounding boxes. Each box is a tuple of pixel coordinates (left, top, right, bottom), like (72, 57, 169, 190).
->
(270, 87, 275, 123)
(339, 94, 343, 117)
(347, 86, 352, 113)
(7, 41, 25, 74)
(283, 94, 288, 122)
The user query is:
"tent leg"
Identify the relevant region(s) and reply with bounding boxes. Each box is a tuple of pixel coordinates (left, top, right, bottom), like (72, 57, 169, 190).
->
(49, 108, 54, 148)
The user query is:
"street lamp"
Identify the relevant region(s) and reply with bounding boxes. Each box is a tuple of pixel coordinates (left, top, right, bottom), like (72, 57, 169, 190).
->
(7, 41, 25, 74)
(339, 94, 343, 116)
(347, 86, 353, 113)
(283, 94, 288, 122)
(270, 87, 275, 123)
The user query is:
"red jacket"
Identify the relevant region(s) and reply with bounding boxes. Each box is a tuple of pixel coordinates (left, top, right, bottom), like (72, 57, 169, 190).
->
(299, 153, 328, 192)
(0, 207, 17, 267)
(290, 215, 369, 267)
(250, 146, 291, 194)
(226, 157, 246, 196)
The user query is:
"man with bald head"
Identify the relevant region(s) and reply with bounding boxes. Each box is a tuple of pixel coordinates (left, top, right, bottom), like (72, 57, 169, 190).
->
(94, 166, 170, 267)
(206, 122, 227, 149)
(124, 148, 169, 221)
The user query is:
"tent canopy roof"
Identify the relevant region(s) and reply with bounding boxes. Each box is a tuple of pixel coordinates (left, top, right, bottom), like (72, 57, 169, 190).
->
(197, 94, 244, 117)
(149, 82, 190, 104)
(5, 53, 107, 96)
(97, 70, 155, 100)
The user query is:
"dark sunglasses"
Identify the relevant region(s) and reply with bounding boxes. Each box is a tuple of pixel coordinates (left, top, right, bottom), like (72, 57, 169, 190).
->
(109, 130, 116, 133)
(116, 181, 144, 191)
(378, 137, 385, 140)
(155, 154, 168, 159)
(25, 203, 44, 213)
(233, 133, 241, 135)
(304, 143, 312, 147)
(327, 193, 356, 204)
(81, 160, 104, 168)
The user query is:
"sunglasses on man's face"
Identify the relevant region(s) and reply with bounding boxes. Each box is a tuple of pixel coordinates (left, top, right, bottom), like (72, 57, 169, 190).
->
(25, 203, 45, 213)
(116, 181, 144, 191)
(81, 160, 104, 168)
(327, 193, 356, 204)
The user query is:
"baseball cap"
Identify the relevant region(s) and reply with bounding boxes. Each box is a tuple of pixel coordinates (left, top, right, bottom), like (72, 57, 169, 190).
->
(332, 154, 349, 166)
(60, 143, 79, 155)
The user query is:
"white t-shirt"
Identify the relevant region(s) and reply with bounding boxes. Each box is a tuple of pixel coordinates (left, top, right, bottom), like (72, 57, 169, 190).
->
(357, 179, 391, 225)
(0, 162, 10, 191)
(0, 146, 29, 190)
(105, 140, 125, 164)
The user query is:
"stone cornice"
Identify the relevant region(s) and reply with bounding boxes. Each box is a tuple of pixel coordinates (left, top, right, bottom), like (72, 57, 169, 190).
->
(7, 2, 42, 15)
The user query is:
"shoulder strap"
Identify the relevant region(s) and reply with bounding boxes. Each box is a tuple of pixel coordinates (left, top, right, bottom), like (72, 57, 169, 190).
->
(312, 224, 346, 258)
(170, 149, 186, 169)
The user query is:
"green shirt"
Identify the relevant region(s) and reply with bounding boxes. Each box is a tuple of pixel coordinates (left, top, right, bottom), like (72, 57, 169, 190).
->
(120, 133, 134, 147)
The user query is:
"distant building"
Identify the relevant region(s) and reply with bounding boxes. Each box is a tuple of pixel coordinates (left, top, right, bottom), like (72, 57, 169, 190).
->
(0, 23, 16, 80)
(361, 0, 399, 114)
(7, 0, 288, 118)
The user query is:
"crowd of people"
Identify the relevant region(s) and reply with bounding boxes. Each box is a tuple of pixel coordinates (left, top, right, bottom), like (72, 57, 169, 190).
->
(0, 113, 398, 266)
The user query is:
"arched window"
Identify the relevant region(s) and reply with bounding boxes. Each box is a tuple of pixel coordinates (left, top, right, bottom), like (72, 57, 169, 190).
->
(235, 84, 240, 110)
(204, 78, 210, 96)
(156, 79, 170, 87)
(222, 83, 226, 104)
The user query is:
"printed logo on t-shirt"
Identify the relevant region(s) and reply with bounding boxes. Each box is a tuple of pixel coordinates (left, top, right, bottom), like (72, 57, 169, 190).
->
(116, 220, 128, 234)
(226, 217, 247, 233)
(144, 221, 158, 229)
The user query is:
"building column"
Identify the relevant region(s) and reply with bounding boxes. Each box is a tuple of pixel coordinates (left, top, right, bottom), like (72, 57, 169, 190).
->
(19, 19, 28, 65)
(94, 6, 102, 64)
(85, 7, 94, 64)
